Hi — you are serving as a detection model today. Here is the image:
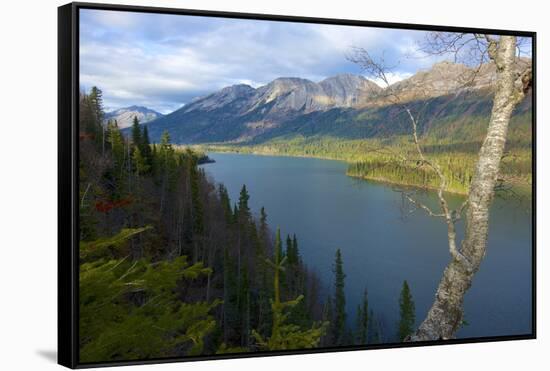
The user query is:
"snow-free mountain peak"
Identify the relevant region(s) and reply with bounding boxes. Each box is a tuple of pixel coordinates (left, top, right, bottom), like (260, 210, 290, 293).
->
(105, 106, 163, 128)
(143, 60, 531, 144)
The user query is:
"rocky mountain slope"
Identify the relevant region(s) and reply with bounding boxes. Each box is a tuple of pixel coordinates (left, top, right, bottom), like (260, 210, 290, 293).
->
(144, 60, 531, 144)
(105, 105, 163, 129)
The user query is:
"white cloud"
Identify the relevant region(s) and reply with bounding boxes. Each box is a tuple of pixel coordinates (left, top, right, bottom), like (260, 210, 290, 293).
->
(88, 9, 140, 28)
(79, 9, 446, 113)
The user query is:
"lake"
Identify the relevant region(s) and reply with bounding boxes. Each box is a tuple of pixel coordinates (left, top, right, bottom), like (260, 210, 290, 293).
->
(202, 152, 532, 341)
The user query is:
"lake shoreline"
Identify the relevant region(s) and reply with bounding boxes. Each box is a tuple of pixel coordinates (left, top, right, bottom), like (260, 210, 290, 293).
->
(346, 173, 469, 196)
(199, 147, 469, 196)
(195, 145, 349, 163)
(203, 151, 533, 339)
(199, 146, 532, 199)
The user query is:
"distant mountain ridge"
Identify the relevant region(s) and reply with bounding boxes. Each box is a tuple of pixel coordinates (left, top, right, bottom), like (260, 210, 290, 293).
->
(105, 105, 163, 129)
(144, 60, 531, 144)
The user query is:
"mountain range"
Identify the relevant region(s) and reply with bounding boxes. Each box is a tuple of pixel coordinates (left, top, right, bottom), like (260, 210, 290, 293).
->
(105, 105, 163, 129)
(142, 60, 531, 145)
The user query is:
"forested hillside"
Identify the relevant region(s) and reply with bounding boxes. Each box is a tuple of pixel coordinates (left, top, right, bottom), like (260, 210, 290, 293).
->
(200, 90, 531, 194)
(141, 62, 532, 195)
(79, 87, 402, 362)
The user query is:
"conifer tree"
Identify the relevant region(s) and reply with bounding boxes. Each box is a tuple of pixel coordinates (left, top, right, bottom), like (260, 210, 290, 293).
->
(332, 249, 347, 345)
(260, 207, 267, 225)
(83, 87, 105, 150)
(323, 296, 334, 327)
(218, 184, 233, 223)
(355, 289, 369, 345)
(79, 227, 219, 362)
(320, 295, 334, 347)
(222, 244, 242, 347)
(253, 205, 271, 337)
(238, 185, 251, 221)
(292, 234, 300, 264)
(398, 280, 415, 341)
(286, 235, 293, 262)
(157, 131, 174, 175)
(232, 203, 238, 224)
(88, 86, 104, 123)
(131, 116, 141, 146)
(107, 120, 124, 169)
(259, 206, 269, 244)
(367, 309, 376, 343)
(284, 234, 302, 301)
(189, 155, 204, 236)
(157, 130, 175, 216)
(239, 259, 251, 347)
(274, 228, 284, 269)
(252, 227, 327, 350)
(132, 147, 149, 177)
(140, 125, 153, 170)
(78, 88, 330, 357)
(285, 234, 300, 266)
(150, 144, 158, 177)
(158, 128, 167, 144)
(274, 228, 287, 294)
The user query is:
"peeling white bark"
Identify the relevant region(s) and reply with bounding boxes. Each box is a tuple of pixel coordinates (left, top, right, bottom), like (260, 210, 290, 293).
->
(409, 36, 530, 341)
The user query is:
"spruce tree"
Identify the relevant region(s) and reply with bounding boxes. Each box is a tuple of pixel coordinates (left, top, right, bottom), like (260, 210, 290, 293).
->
(252, 227, 327, 350)
(367, 309, 376, 343)
(157, 130, 175, 217)
(85, 86, 104, 149)
(238, 185, 251, 221)
(107, 121, 124, 168)
(185, 153, 204, 263)
(398, 280, 415, 341)
(355, 289, 369, 345)
(284, 234, 301, 301)
(79, 227, 219, 362)
(322, 295, 334, 346)
(189, 155, 204, 236)
(132, 147, 149, 177)
(131, 116, 141, 146)
(232, 203, 238, 224)
(160, 130, 170, 147)
(274, 228, 283, 270)
(273, 228, 286, 300)
(260, 207, 267, 227)
(256, 205, 271, 336)
(218, 184, 233, 223)
(332, 249, 346, 345)
(259, 207, 268, 242)
(88, 86, 104, 123)
(292, 234, 300, 264)
(158, 130, 174, 173)
(284, 234, 300, 265)
(140, 124, 153, 170)
(286, 235, 293, 263)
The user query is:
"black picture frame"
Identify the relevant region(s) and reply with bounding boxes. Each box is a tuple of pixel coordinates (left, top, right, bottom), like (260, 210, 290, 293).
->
(58, 2, 537, 368)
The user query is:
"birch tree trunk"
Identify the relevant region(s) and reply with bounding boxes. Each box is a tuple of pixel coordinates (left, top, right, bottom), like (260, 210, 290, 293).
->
(409, 36, 530, 341)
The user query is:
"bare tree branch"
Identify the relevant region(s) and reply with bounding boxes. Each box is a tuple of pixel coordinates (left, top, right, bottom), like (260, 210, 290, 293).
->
(403, 193, 445, 218)
(350, 32, 532, 341)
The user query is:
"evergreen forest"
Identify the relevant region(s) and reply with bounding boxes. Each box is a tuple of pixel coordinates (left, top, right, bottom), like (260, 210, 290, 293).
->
(78, 87, 417, 363)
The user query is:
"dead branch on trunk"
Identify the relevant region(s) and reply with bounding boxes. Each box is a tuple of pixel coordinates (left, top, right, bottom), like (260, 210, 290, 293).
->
(348, 48, 471, 267)
(349, 33, 532, 341)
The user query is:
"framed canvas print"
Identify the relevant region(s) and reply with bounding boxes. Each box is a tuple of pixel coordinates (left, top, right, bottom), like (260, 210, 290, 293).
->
(58, 2, 536, 368)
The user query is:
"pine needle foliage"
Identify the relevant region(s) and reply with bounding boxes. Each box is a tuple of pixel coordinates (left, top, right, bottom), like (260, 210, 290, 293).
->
(79, 228, 220, 362)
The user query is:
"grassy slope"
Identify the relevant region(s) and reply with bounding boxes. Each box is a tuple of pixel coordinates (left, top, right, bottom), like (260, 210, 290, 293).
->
(194, 111, 532, 195)
(188, 93, 532, 195)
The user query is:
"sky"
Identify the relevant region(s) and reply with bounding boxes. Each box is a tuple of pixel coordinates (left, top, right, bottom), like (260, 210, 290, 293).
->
(79, 9, 495, 114)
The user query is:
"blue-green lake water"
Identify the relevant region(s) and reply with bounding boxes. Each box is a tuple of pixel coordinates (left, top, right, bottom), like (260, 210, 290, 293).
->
(202, 152, 532, 341)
